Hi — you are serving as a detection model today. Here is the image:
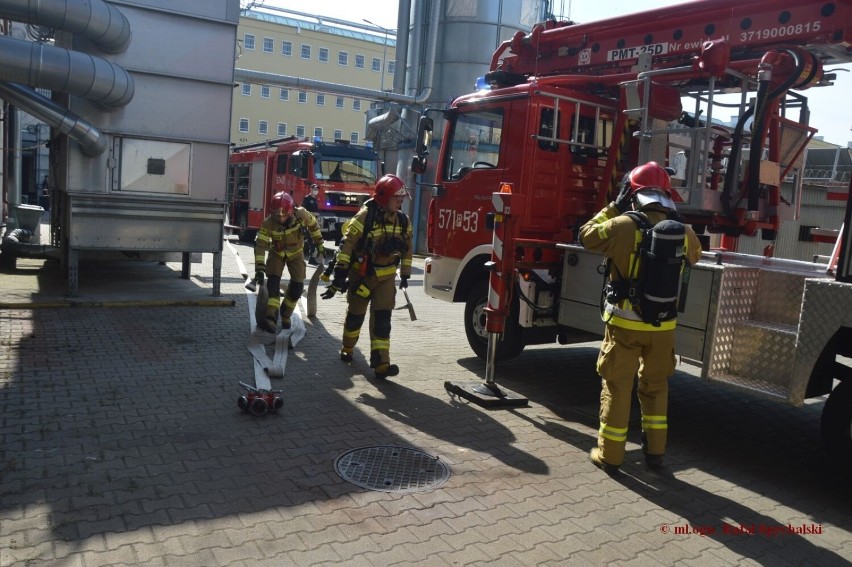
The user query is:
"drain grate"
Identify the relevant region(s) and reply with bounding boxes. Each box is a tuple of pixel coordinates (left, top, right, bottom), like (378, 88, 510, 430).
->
(334, 446, 451, 493)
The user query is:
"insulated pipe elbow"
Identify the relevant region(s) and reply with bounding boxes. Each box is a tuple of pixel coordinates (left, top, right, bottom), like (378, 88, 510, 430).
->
(0, 0, 131, 53)
(0, 36, 134, 107)
(0, 81, 107, 156)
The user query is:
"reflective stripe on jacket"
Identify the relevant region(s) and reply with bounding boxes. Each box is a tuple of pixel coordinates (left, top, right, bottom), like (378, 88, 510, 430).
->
(336, 201, 413, 280)
(255, 207, 322, 267)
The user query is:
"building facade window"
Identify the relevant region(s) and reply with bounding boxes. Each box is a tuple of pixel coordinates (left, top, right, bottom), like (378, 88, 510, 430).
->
(319, 47, 329, 62)
(335, 96, 344, 109)
(353, 99, 361, 111)
(300, 44, 311, 59)
(355, 54, 365, 69)
(258, 120, 268, 135)
(241, 83, 251, 96)
(316, 94, 325, 106)
(263, 37, 273, 53)
(298, 91, 307, 103)
(239, 118, 249, 133)
(338, 51, 348, 66)
(260, 85, 270, 99)
(279, 88, 289, 101)
(277, 122, 287, 137)
(350, 131, 359, 144)
(371, 57, 381, 72)
(296, 125, 306, 137)
(388, 60, 395, 74)
(244, 34, 255, 50)
(282, 41, 292, 56)
(333, 129, 343, 140)
(314, 127, 323, 139)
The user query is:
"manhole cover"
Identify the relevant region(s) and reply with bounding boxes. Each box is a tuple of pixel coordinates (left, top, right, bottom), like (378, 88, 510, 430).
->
(334, 446, 451, 493)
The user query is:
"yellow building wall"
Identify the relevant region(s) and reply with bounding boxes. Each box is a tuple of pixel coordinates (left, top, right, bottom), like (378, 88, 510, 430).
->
(231, 14, 395, 146)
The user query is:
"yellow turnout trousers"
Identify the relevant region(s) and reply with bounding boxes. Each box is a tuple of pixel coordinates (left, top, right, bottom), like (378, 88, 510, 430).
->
(595, 324, 676, 466)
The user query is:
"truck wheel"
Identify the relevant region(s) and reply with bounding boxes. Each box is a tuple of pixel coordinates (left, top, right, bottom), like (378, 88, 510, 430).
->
(464, 280, 524, 361)
(821, 379, 852, 469)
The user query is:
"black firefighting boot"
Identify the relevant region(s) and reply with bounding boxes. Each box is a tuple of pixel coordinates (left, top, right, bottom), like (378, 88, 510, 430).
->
(373, 363, 399, 380)
(279, 304, 293, 330)
(258, 316, 277, 333)
(641, 432, 665, 471)
(589, 447, 620, 474)
(340, 347, 353, 362)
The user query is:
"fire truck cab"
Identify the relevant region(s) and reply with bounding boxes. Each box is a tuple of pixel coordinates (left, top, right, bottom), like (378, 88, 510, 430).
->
(228, 137, 379, 242)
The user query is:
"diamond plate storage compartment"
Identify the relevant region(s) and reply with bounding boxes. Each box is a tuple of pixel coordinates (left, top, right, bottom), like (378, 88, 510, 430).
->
(723, 269, 807, 395)
(703, 253, 839, 404)
(728, 320, 797, 398)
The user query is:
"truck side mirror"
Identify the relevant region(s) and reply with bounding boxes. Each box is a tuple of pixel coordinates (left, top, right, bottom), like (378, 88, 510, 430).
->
(411, 116, 433, 175)
(416, 116, 433, 155)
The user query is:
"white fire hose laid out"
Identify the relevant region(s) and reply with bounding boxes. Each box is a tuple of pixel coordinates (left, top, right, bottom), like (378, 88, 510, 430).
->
(229, 241, 324, 415)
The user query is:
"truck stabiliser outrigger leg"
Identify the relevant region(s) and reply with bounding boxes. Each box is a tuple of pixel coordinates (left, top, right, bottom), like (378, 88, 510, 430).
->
(444, 186, 528, 408)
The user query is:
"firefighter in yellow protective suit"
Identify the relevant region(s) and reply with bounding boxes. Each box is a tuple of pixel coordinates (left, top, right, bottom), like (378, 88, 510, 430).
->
(255, 191, 324, 333)
(579, 162, 702, 473)
(321, 174, 413, 379)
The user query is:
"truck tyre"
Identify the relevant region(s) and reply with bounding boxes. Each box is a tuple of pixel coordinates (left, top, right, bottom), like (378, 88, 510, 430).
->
(821, 379, 852, 470)
(464, 279, 524, 361)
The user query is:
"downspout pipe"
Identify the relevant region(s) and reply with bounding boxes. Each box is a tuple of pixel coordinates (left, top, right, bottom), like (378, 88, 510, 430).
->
(0, 81, 107, 156)
(0, 0, 131, 53)
(0, 35, 134, 107)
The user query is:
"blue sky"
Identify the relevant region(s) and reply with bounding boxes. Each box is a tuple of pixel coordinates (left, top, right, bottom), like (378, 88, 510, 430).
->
(261, 0, 851, 146)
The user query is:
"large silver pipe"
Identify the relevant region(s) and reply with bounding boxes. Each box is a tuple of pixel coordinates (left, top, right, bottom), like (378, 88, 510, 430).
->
(414, 0, 441, 104)
(0, 81, 107, 156)
(392, 0, 411, 94)
(0, 0, 131, 53)
(0, 35, 134, 107)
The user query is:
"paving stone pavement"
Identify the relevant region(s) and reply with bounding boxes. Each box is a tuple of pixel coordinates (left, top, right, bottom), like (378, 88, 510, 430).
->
(1, 237, 851, 566)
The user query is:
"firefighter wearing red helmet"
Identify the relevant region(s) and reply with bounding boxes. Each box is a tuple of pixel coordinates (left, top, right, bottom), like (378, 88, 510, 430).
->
(579, 161, 702, 473)
(254, 191, 324, 333)
(321, 174, 413, 379)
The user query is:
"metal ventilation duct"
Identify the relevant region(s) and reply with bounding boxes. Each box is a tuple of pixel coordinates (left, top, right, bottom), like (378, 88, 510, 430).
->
(0, 0, 131, 53)
(0, 35, 134, 107)
(0, 0, 135, 158)
(0, 81, 107, 157)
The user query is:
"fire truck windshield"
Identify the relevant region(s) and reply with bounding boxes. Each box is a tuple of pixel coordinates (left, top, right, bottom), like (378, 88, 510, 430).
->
(444, 109, 503, 181)
(315, 157, 377, 184)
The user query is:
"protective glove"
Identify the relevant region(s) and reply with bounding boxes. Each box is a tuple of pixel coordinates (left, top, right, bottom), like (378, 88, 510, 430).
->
(254, 270, 265, 285)
(331, 266, 348, 289)
(321, 267, 349, 300)
(399, 275, 409, 290)
(613, 175, 632, 214)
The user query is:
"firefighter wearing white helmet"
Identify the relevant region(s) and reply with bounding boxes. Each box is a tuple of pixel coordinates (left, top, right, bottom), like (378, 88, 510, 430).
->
(579, 161, 702, 473)
(254, 191, 324, 333)
(321, 174, 413, 379)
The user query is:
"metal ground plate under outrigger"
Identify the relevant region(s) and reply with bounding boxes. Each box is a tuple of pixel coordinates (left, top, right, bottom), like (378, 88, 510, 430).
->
(444, 380, 529, 408)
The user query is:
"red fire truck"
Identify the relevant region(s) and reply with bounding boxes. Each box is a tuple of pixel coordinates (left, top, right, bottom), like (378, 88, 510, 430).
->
(413, 0, 852, 459)
(227, 136, 379, 242)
